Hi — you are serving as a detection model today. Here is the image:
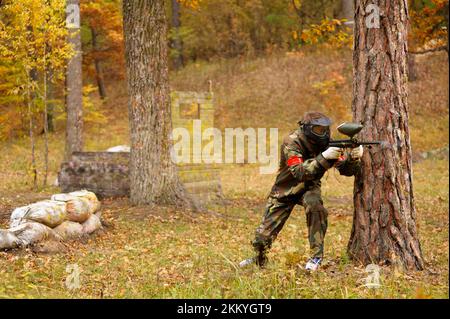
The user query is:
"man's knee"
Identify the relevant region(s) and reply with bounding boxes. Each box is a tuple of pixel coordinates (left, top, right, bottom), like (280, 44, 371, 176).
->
(302, 190, 324, 212)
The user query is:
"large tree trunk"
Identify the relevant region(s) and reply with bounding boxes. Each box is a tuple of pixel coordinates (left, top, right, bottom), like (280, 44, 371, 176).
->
(90, 26, 107, 99)
(122, 0, 194, 208)
(65, 0, 83, 161)
(348, 0, 424, 270)
(170, 0, 184, 70)
(341, 0, 354, 22)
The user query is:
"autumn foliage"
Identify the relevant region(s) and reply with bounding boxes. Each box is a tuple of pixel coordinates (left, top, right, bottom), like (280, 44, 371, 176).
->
(0, 0, 448, 141)
(80, 0, 125, 82)
(409, 0, 449, 53)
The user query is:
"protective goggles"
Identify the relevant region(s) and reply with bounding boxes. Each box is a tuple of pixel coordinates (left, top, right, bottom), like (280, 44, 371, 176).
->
(311, 125, 330, 136)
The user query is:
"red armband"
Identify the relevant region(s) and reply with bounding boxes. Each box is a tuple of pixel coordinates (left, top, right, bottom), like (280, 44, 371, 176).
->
(287, 155, 303, 166)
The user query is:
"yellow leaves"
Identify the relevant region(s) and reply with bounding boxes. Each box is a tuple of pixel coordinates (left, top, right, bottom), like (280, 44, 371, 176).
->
(415, 286, 432, 299)
(300, 31, 309, 43)
(410, 0, 448, 51)
(85, 85, 109, 124)
(299, 18, 352, 49)
(178, 0, 202, 10)
(292, 0, 302, 10)
(311, 69, 350, 123)
(0, 0, 72, 70)
(0, 0, 73, 140)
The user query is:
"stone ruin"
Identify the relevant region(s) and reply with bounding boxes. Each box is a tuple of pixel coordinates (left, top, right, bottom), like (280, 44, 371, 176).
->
(58, 91, 224, 204)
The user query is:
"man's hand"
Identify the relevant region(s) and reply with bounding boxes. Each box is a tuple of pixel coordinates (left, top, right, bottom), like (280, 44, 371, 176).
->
(321, 147, 342, 160)
(350, 145, 363, 160)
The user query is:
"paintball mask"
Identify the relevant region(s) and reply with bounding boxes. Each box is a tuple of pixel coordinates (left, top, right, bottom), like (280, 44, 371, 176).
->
(299, 112, 332, 152)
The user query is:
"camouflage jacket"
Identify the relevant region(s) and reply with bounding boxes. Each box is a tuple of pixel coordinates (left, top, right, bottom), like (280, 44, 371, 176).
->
(269, 129, 361, 201)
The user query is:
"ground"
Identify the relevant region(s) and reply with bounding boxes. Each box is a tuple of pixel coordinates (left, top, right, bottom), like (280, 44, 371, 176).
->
(0, 49, 448, 298)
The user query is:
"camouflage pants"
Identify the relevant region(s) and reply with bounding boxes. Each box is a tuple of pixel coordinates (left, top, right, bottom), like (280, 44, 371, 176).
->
(252, 187, 328, 259)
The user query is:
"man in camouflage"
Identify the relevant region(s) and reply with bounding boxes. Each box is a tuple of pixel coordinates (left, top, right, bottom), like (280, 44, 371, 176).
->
(240, 112, 363, 271)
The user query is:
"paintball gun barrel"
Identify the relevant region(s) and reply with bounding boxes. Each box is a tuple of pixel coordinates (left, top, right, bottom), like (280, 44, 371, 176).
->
(329, 122, 381, 149)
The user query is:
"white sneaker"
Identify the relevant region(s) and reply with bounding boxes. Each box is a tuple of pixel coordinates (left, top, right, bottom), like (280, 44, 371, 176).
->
(239, 257, 255, 268)
(305, 257, 322, 271)
(239, 253, 268, 268)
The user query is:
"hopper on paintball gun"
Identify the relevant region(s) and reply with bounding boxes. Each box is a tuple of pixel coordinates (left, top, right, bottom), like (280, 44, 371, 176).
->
(329, 122, 381, 149)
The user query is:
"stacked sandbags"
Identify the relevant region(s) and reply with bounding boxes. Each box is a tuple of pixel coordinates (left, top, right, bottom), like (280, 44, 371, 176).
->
(0, 190, 103, 251)
(51, 194, 89, 222)
(11, 200, 67, 228)
(0, 229, 20, 250)
(9, 222, 62, 246)
(53, 221, 85, 240)
(10, 206, 32, 228)
(82, 213, 102, 234)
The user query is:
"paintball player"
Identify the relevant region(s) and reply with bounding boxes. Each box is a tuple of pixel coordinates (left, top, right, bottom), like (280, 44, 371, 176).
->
(240, 111, 363, 271)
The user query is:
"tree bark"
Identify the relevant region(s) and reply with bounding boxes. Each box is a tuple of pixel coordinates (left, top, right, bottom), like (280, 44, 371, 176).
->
(122, 0, 195, 208)
(348, 0, 424, 270)
(90, 26, 107, 99)
(170, 0, 184, 70)
(65, 0, 83, 161)
(28, 70, 38, 190)
(341, 0, 354, 22)
(27, 22, 38, 190)
(444, 1, 449, 61)
(47, 68, 55, 132)
(43, 49, 49, 187)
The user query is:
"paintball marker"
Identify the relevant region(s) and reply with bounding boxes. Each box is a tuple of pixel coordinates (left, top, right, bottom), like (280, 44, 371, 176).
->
(329, 122, 381, 149)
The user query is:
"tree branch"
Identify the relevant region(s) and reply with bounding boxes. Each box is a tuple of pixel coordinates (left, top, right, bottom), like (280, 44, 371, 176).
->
(409, 46, 448, 55)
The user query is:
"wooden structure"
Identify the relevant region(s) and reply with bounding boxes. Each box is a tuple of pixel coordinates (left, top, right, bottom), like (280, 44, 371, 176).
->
(58, 91, 224, 204)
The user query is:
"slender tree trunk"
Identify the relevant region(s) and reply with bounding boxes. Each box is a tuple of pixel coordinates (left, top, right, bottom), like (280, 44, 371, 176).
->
(25, 22, 38, 189)
(27, 73, 37, 190)
(170, 0, 184, 70)
(90, 26, 107, 99)
(43, 51, 49, 187)
(122, 0, 195, 208)
(43, 0, 54, 134)
(65, 0, 83, 161)
(348, 0, 424, 270)
(47, 69, 55, 132)
(445, 1, 449, 61)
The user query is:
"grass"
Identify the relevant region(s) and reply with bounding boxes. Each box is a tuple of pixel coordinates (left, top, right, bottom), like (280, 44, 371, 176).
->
(0, 159, 447, 298)
(0, 48, 448, 298)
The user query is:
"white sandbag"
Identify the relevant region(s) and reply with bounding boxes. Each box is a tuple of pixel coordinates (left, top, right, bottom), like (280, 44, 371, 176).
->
(52, 190, 100, 215)
(21, 200, 67, 228)
(10, 206, 31, 228)
(53, 221, 84, 240)
(9, 222, 60, 246)
(69, 190, 101, 213)
(51, 193, 75, 202)
(0, 229, 20, 250)
(106, 145, 130, 152)
(51, 194, 91, 223)
(82, 213, 102, 234)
